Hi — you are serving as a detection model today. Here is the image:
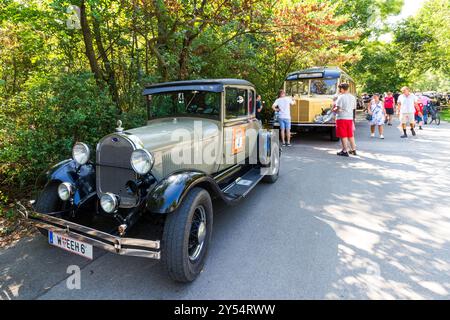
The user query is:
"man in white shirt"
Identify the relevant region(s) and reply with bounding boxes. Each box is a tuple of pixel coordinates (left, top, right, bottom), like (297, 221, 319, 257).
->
(272, 90, 295, 147)
(397, 86, 418, 138)
(334, 83, 357, 156)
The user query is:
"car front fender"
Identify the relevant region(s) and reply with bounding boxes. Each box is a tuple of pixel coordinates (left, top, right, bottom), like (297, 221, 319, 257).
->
(40, 159, 96, 207)
(146, 171, 220, 214)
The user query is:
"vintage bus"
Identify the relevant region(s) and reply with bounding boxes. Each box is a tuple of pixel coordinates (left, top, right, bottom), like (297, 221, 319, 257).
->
(276, 66, 356, 140)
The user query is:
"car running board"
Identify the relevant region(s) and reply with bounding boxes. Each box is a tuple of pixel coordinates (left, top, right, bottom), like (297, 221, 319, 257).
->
(222, 168, 264, 200)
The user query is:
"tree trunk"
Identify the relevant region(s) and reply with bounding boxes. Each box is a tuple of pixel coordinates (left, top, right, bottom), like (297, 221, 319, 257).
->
(178, 35, 194, 80)
(79, 0, 102, 84)
(92, 15, 120, 110)
(153, 0, 171, 81)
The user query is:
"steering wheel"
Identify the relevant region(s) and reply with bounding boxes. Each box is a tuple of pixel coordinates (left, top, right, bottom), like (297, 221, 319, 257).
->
(186, 104, 199, 113)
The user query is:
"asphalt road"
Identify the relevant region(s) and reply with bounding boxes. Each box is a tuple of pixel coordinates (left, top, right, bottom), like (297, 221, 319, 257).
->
(2, 114, 450, 300)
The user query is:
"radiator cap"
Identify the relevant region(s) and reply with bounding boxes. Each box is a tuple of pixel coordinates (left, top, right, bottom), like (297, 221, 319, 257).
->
(115, 120, 124, 132)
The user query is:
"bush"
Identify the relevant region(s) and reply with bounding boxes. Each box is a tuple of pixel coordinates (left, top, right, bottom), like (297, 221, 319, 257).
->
(0, 72, 119, 200)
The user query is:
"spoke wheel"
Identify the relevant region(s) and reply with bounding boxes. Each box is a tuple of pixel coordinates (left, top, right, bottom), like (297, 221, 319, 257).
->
(162, 187, 213, 282)
(188, 206, 207, 261)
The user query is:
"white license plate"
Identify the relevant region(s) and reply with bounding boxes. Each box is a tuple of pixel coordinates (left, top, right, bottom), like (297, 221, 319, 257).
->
(48, 231, 93, 259)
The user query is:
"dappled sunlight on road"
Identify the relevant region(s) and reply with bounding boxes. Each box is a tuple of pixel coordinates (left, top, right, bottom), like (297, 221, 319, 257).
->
(311, 119, 450, 299)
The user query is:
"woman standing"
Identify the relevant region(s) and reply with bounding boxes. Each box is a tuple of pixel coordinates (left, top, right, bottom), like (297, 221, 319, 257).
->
(384, 92, 395, 126)
(368, 94, 386, 139)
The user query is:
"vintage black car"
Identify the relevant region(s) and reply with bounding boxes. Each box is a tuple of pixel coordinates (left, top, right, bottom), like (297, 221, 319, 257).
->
(28, 79, 280, 282)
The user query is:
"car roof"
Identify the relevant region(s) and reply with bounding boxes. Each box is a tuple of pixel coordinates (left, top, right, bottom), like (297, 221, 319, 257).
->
(143, 79, 255, 95)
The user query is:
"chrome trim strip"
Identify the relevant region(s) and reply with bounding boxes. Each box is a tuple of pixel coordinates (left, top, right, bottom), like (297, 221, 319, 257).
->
(28, 212, 160, 259)
(213, 164, 241, 182)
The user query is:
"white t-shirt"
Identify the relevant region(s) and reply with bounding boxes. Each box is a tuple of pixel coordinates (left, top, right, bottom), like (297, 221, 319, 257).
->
(398, 94, 417, 114)
(273, 96, 294, 119)
(335, 93, 356, 120)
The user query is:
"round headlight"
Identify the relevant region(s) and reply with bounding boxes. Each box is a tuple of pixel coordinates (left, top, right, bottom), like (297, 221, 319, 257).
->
(58, 182, 73, 201)
(130, 149, 154, 175)
(100, 193, 118, 213)
(72, 142, 90, 165)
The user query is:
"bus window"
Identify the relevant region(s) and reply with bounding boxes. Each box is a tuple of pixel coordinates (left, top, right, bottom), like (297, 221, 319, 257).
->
(286, 80, 309, 96)
(286, 81, 297, 96)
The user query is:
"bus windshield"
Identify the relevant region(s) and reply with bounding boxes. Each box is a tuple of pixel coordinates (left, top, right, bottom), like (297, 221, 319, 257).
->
(286, 78, 338, 96)
(310, 79, 338, 95)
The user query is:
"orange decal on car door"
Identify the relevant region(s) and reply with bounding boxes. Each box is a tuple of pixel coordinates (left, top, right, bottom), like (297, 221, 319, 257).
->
(232, 127, 246, 155)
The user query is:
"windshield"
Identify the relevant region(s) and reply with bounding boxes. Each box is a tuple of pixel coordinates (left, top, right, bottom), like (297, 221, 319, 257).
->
(310, 79, 338, 95)
(147, 91, 221, 120)
(285, 78, 338, 96)
(286, 79, 309, 96)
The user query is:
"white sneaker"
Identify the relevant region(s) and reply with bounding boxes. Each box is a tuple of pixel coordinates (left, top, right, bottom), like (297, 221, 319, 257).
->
(380, 135, 384, 139)
(370, 133, 375, 138)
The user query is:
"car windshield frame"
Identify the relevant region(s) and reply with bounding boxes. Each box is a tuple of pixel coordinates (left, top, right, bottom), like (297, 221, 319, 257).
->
(146, 90, 222, 121)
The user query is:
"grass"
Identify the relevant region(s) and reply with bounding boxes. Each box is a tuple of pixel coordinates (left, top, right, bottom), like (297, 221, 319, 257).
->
(442, 107, 450, 122)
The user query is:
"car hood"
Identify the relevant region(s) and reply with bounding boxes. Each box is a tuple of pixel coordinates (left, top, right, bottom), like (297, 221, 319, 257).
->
(124, 117, 220, 151)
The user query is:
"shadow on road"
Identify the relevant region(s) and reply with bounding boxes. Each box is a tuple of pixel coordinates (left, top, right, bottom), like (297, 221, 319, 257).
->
(1, 117, 449, 299)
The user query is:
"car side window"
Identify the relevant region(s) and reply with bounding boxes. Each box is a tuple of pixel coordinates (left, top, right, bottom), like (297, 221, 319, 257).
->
(225, 87, 247, 119)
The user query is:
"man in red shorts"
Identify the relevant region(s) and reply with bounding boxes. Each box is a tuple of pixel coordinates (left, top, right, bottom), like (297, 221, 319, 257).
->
(334, 83, 357, 157)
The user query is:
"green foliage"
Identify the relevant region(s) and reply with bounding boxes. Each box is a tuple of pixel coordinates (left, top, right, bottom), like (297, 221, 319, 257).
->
(349, 0, 450, 93)
(0, 0, 448, 204)
(0, 72, 118, 194)
(348, 40, 407, 93)
(442, 108, 450, 122)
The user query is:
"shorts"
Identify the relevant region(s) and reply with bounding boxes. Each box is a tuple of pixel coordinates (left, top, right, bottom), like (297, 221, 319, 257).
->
(386, 108, 394, 115)
(400, 113, 415, 124)
(335, 119, 354, 138)
(415, 114, 423, 123)
(279, 118, 291, 130)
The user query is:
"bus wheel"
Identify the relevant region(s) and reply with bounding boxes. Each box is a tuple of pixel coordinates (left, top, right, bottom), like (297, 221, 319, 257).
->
(330, 127, 339, 141)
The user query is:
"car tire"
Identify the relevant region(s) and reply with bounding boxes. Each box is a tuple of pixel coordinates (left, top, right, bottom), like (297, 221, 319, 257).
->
(34, 183, 63, 237)
(262, 141, 280, 183)
(162, 187, 213, 283)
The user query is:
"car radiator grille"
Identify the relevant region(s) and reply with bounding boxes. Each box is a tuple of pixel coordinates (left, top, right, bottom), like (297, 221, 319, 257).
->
(96, 134, 138, 208)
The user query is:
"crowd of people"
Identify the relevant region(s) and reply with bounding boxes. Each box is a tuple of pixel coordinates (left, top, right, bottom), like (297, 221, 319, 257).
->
(269, 84, 439, 157)
(365, 87, 438, 140)
(332, 85, 436, 156)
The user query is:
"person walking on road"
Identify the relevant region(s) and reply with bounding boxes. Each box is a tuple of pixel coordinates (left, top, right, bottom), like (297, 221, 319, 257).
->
(255, 94, 263, 122)
(418, 94, 430, 124)
(394, 92, 400, 105)
(272, 90, 295, 147)
(415, 101, 424, 130)
(368, 93, 386, 139)
(398, 86, 418, 138)
(334, 83, 357, 157)
(384, 91, 395, 126)
(362, 92, 371, 112)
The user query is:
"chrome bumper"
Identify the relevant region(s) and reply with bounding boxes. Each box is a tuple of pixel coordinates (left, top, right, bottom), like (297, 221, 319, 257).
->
(26, 211, 161, 259)
(271, 121, 336, 127)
